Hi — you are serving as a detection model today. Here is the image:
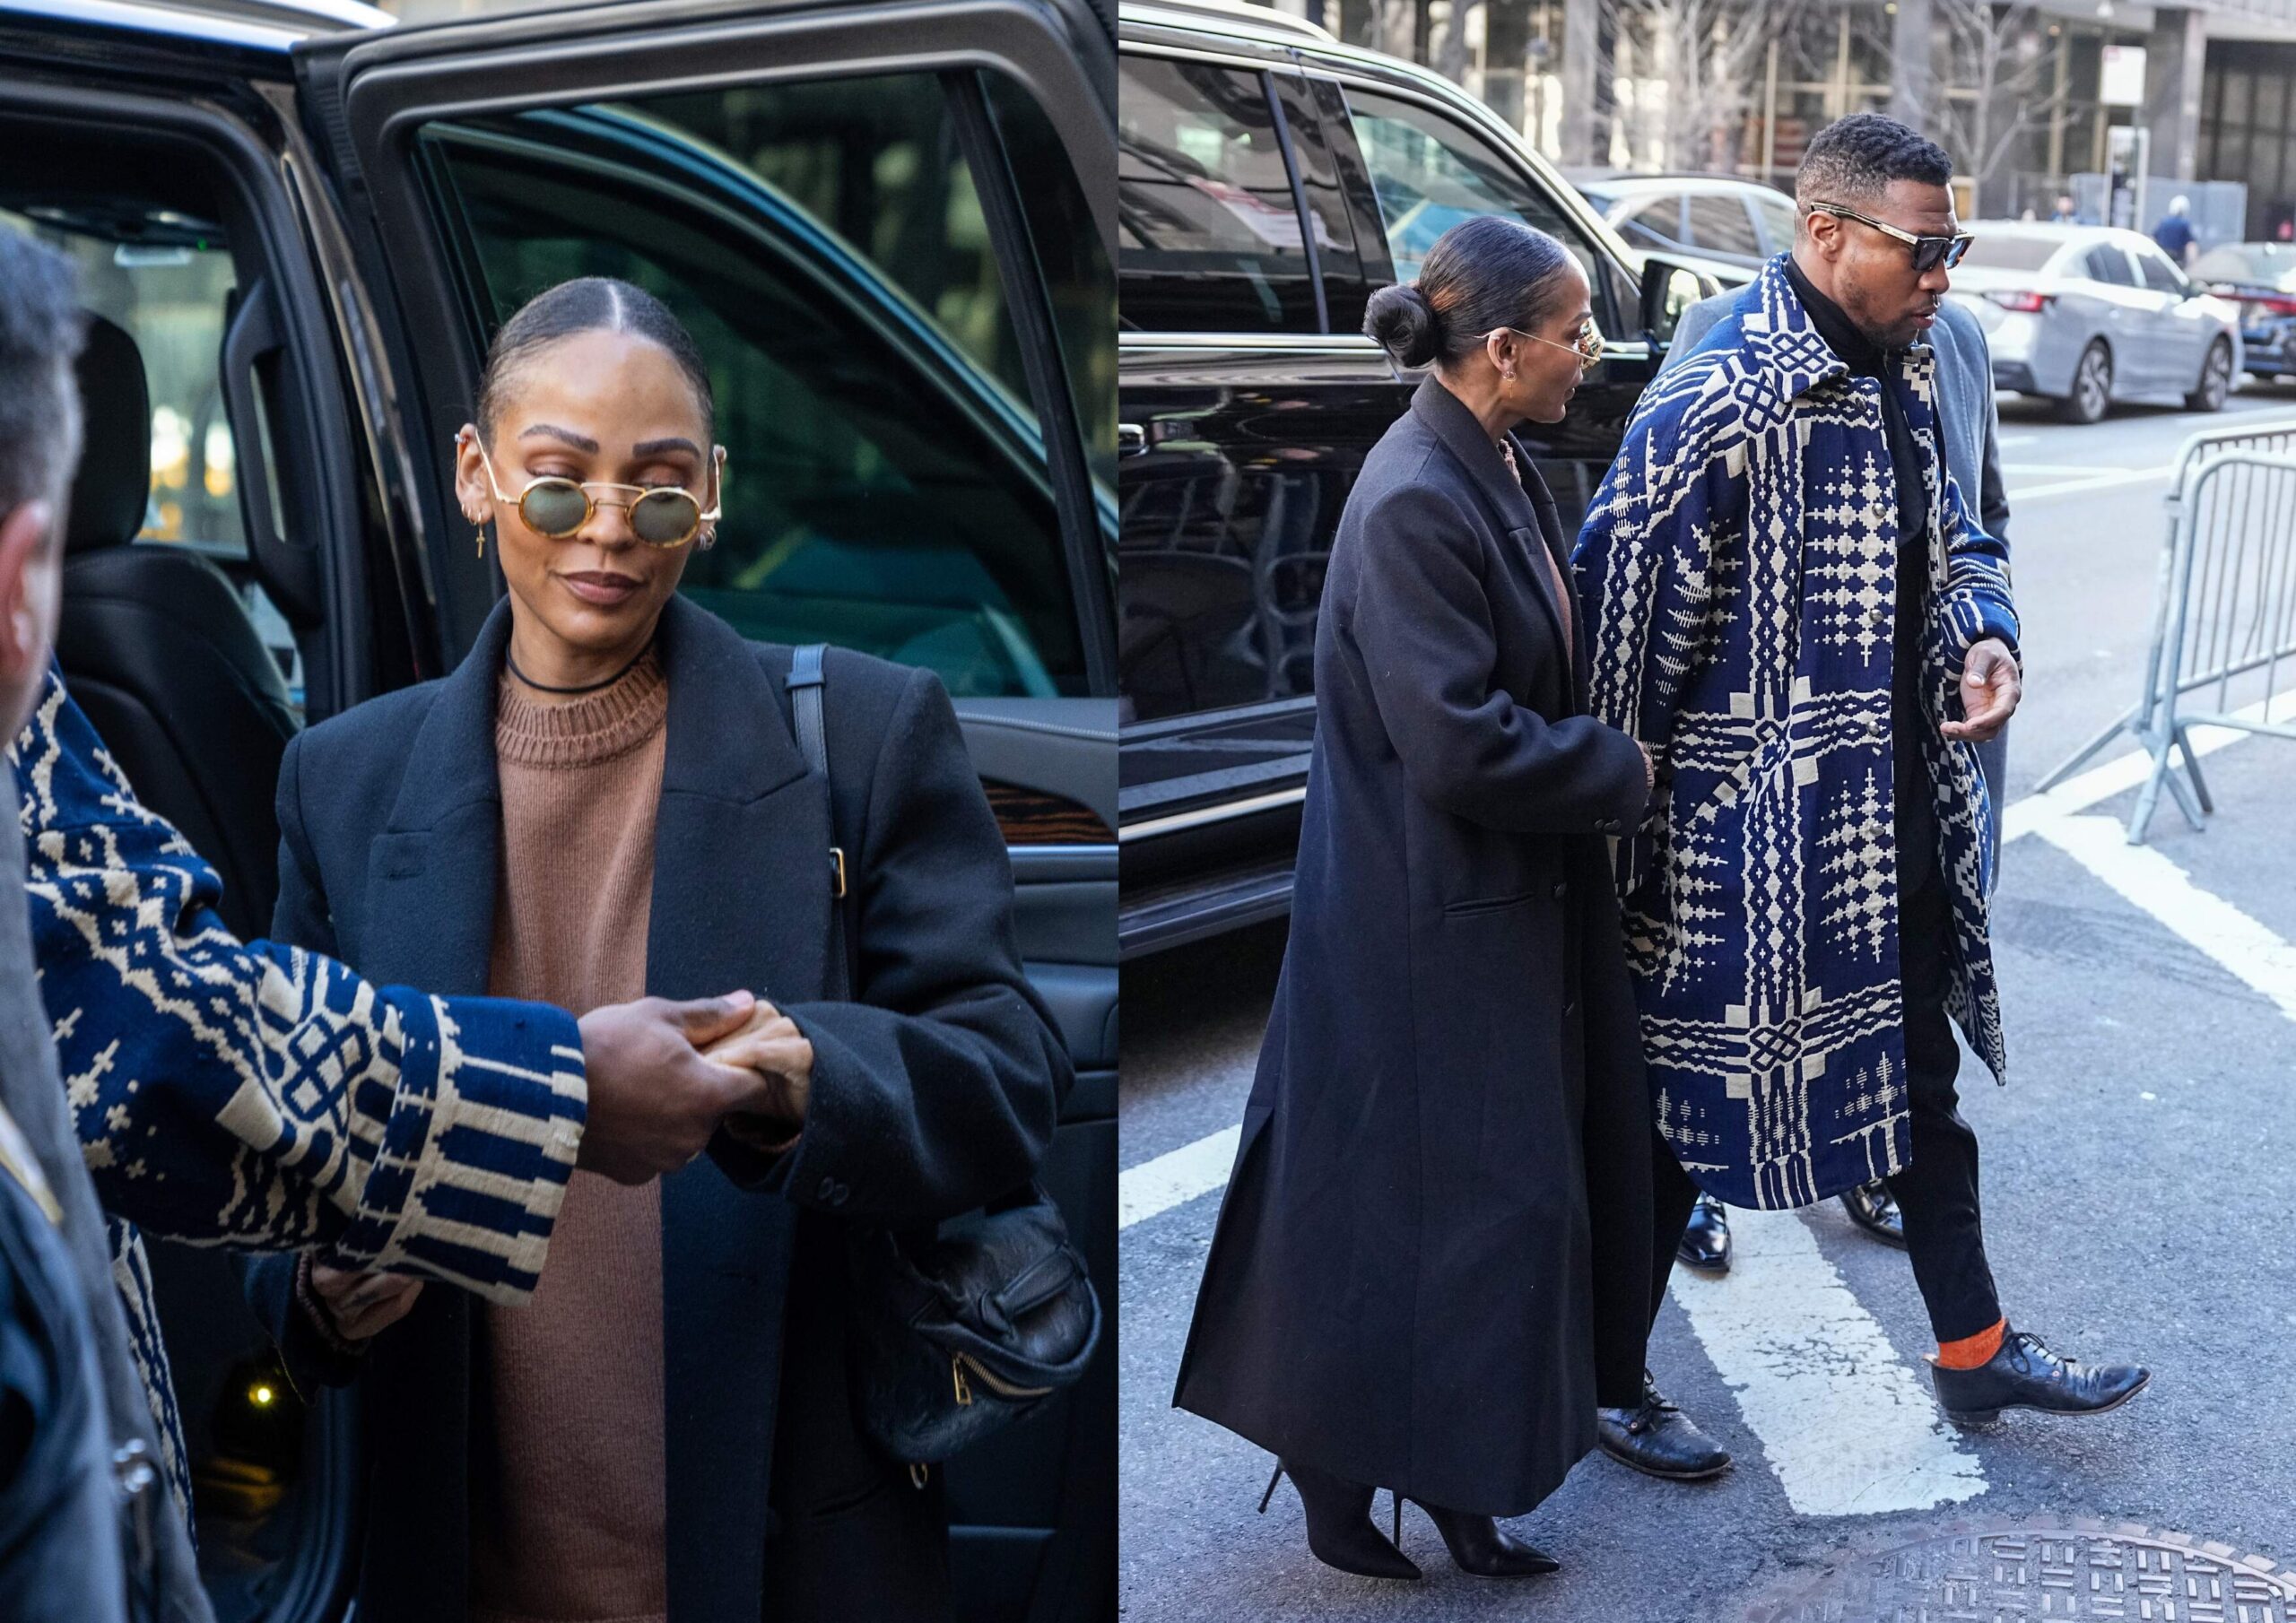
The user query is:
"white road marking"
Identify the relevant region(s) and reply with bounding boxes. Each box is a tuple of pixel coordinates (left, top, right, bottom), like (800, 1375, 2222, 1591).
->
(1668, 1210, 1987, 1515)
(2031, 814, 2296, 1022)
(1119, 1124, 1239, 1229)
(2001, 685, 2296, 843)
(2003, 465, 2175, 501)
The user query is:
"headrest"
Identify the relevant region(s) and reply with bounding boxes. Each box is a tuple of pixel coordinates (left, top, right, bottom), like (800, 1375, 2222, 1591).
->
(65, 314, 152, 555)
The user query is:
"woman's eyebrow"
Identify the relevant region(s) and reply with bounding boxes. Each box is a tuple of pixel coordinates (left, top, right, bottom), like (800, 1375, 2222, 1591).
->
(518, 423, 600, 453)
(631, 436, 702, 459)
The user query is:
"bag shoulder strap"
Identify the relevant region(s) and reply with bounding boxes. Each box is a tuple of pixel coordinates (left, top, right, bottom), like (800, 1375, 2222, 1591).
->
(787, 644, 851, 1001)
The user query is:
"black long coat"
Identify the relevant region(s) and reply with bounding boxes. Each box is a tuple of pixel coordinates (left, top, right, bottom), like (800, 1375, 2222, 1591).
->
(244, 594, 1067, 1621)
(1172, 376, 1655, 1518)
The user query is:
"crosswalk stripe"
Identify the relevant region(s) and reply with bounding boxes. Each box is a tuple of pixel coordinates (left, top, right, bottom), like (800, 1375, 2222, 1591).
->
(1667, 1210, 1987, 1515)
(1118, 1125, 1240, 1230)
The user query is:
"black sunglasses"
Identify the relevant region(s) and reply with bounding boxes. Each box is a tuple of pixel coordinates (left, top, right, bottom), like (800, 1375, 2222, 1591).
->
(1805, 201, 1975, 274)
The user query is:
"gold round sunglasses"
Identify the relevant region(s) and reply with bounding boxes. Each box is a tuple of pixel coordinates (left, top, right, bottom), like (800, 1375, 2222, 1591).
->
(470, 437, 726, 550)
(1482, 317, 1607, 374)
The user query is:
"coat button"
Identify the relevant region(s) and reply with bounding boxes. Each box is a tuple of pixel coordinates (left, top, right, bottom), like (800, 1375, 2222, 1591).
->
(817, 1176, 837, 1202)
(1552, 880, 1569, 900)
(1596, 818, 1621, 834)
(1563, 998, 1579, 1018)
(831, 1184, 850, 1208)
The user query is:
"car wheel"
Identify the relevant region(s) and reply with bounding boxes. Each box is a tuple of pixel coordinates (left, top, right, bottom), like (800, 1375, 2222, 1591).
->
(2187, 337, 2233, 412)
(2057, 342, 2112, 424)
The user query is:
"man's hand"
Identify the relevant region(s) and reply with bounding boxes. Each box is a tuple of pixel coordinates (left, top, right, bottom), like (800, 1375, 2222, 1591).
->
(576, 992, 794, 1184)
(310, 1263, 422, 1342)
(1942, 638, 2020, 743)
(701, 1001, 815, 1138)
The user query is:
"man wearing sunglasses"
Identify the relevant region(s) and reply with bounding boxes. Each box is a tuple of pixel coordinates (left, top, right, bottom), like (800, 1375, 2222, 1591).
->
(1646, 180, 2018, 1280)
(1579, 114, 2144, 1480)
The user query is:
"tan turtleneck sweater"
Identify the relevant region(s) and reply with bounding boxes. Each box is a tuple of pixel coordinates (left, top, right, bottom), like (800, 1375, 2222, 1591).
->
(470, 648, 671, 1623)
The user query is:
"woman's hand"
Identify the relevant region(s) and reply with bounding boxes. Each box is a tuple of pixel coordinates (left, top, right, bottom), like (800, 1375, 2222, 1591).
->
(701, 1001, 815, 1135)
(309, 1262, 423, 1342)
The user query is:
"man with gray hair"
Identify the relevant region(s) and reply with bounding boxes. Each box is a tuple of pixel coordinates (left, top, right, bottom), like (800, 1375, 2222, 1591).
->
(1578, 113, 2145, 1480)
(2154, 194, 2198, 268)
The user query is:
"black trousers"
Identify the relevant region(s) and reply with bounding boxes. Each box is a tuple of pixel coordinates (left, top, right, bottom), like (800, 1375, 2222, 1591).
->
(1649, 786, 2004, 1348)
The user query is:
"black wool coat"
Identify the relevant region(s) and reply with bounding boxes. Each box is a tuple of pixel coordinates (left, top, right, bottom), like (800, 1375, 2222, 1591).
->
(244, 594, 1068, 1622)
(1172, 376, 1656, 1518)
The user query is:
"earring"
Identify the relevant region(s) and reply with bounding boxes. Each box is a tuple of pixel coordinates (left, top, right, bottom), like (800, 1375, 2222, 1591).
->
(475, 525, 487, 559)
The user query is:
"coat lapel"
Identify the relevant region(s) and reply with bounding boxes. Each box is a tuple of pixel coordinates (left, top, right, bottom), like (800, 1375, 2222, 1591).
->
(360, 602, 513, 994)
(643, 597, 827, 1621)
(1409, 375, 1572, 673)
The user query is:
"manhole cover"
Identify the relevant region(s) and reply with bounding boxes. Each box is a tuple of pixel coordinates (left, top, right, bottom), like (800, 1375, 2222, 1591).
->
(1745, 1519, 2296, 1622)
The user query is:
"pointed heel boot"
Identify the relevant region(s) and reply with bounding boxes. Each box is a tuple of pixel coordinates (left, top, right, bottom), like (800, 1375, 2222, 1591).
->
(1396, 1494, 1559, 1578)
(1258, 1460, 1421, 1581)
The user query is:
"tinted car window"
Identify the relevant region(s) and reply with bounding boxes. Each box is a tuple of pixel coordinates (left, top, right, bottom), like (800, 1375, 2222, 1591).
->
(1118, 56, 1319, 334)
(1958, 234, 2062, 271)
(2085, 245, 2138, 286)
(420, 71, 1089, 699)
(1752, 192, 1800, 255)
(1613, 195, 1687, 252)
(1685, 193, 1761, 258)
(1344, 87, 1602, 305)
(2135, 246, 2187, 294)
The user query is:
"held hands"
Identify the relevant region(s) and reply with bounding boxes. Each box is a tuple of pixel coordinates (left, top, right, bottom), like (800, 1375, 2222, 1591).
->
(309, 1262, 423, 1342)
(576, 991, 804, 1184)
(700, 1002, 815, 1146)
(1941, 638, 2022, 744)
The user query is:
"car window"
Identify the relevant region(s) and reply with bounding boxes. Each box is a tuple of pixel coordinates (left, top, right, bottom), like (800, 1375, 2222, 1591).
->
(418, 70, 1090, 699)
(1342, 87, 1603, 305)
(2135, 246, 2187, 295)
(1752, 193, 1800, 255)
(4, 207, 306, 700)
(2085, 245, 2138, 286)
(1118, 56, 1323, 334)
(1685, 193, 1762, 258)
(1613, 195, 1688, 252)
(1959, 235, 2063, 271)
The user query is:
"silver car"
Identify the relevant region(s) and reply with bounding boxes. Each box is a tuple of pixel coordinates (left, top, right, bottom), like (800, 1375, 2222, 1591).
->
(1950, 223, 2242, 422)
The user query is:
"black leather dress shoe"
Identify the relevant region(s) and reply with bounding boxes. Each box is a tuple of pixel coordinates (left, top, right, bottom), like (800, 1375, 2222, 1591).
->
(1396, 1496, 1559, 1577)
(1676, 1193, 1731, 1272)
(1596, 1372, 1732, 1480)
(1840, 1181, 1907, 1247)
(1930, 1326, 2151, 1428)
(1260, 1459, 1421, 1581)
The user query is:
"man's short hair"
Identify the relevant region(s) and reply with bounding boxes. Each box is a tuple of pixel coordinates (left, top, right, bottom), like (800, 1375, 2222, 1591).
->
(0, 228, 87, 526)
(1796, 114, 1955, 209)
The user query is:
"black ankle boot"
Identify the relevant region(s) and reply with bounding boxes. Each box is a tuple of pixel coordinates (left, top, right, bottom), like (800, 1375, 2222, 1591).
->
(1396, 1493, 1558, 1577)
(1259, 1460, 1421, 1581)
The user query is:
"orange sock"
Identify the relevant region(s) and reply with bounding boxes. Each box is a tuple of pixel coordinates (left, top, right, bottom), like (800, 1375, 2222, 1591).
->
(1935, 1318, 2006, 1370)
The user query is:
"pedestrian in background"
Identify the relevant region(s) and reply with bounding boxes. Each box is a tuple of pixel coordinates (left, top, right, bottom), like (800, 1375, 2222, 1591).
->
(2155, 195, 2199, 267)
(1175, 215, 1654, 1584)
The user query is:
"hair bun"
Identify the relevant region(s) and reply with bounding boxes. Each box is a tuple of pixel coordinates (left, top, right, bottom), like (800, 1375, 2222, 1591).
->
(1364, 282, 1442, 369)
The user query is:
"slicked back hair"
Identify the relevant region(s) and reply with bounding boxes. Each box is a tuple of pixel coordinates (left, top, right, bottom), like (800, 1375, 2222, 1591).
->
(475, 276, 714, 446)
(1796, 114, 1954, 211)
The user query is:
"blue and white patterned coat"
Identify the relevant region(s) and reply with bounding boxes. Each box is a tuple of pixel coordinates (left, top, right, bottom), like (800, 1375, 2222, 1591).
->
(1574, 256, 2019, 1211)
(9, 669, 586, 1520)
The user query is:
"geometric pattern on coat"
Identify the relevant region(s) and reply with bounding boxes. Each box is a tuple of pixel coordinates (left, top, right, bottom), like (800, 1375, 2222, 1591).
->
(1574, 254, 2019, 1211)
(10, 665, 587, 1523)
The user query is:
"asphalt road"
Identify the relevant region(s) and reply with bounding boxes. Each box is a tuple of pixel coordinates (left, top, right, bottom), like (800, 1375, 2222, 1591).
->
(1118, 384, 2296, 1620)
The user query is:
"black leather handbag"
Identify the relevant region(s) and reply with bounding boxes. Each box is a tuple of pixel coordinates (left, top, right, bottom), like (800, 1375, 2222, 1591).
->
(786, 647, 1102, 1471)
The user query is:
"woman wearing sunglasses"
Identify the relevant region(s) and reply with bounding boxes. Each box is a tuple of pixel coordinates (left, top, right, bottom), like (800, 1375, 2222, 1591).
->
(1173, 216, 1657, 1583)
(242, 277, 1068, 1623)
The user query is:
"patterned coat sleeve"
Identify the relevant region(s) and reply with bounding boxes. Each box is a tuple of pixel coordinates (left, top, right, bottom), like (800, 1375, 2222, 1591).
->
(1575, 366, 1736, 898)
(1937, 471, 2020, 665)
(8, 669, 585, 1306)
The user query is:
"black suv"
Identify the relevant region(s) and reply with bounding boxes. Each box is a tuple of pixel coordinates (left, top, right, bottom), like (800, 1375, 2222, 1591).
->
(1116, 0, 1713, 956)
(0, 0, 1114, 1618)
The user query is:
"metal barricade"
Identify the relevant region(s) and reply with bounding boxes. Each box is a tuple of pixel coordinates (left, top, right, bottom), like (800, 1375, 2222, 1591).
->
(2037, 415, 2296, 842)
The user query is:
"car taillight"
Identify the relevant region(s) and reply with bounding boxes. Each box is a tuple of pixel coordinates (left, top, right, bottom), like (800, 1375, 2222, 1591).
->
(2249, 294, 2296, 317)
(1983, 291, 2052, 314)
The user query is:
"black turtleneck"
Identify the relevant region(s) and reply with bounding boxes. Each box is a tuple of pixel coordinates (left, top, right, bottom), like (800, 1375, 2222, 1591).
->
(1783, 256, 1939, 872)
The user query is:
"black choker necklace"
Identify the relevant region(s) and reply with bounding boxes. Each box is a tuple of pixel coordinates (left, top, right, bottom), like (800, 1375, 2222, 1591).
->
(506, 642, 654, 696)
